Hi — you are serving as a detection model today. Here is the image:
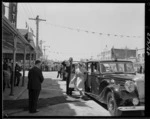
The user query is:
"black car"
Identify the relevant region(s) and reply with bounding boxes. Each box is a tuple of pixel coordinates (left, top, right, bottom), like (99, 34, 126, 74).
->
(84, 59, 145, 116)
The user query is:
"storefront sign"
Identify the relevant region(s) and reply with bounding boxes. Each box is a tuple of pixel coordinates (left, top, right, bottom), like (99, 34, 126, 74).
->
(9, 2, 17, 27)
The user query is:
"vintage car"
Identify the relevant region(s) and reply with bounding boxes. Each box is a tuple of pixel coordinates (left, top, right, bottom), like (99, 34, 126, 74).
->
(84, 60, 145, 116)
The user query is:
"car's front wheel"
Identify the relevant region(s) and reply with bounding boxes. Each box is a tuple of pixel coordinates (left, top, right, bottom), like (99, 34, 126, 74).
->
(107, 92, 122, 116)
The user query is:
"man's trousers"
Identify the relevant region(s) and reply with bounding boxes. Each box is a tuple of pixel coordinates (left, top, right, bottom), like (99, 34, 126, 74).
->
(28, 89, 40, 112)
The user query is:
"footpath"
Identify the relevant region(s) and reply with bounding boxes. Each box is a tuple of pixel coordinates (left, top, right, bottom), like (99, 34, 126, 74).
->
(2, 76, 28, 117)
(3, 71, 28, 101)
(3, 77, 28, 101)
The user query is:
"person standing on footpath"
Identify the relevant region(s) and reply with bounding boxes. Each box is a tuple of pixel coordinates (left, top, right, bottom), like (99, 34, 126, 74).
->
(14, 62, 22, 86)
(27, 60, 44, 113)
(3, 59, 11, 89)
(66, 57, 73, 95)
(61, 61, 67, 81)
(57, 63, 62, 78)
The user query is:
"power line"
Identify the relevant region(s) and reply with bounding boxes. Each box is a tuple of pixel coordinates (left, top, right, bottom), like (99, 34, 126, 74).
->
(25, 4, 35, 18)
(24, 3, 34, 18)
(19, 4, 30, 20)
(29, 4, 37, 17)
(44, 4, 46, 20)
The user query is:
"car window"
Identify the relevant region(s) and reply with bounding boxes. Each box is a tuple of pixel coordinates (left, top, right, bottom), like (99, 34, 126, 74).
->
(93, 62, 99, 73)
(126, 63, 134, 72)
(100, 63, 117, 73)
(109, 63, 117, 72)
(100, 62, 134, 73)
(118, 63, 124, 72)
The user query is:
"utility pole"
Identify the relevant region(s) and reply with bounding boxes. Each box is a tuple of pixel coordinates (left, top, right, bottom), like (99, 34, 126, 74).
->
(43, 46, 50, 60)
(40, 40, 45, 52)
(29, 15, 46, 60)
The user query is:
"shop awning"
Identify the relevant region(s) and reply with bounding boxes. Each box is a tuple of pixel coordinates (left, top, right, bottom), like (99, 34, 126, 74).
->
(2, 15, 35, 54)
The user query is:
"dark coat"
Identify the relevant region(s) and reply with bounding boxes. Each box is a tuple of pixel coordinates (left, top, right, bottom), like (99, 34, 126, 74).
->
(27, 66, 44, 90)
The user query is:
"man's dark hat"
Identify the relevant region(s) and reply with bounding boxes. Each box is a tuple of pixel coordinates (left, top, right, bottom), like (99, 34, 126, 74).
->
(35, 60, 41, 65)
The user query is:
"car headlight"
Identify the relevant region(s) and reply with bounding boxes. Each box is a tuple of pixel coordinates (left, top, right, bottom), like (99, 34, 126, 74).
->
(125, 80, 135, 92)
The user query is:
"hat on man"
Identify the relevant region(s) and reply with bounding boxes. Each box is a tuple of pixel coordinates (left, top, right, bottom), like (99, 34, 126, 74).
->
(35, 60, 41, 65)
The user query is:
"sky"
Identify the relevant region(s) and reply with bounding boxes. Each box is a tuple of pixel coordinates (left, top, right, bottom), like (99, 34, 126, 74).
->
(4, 3, 145, 61)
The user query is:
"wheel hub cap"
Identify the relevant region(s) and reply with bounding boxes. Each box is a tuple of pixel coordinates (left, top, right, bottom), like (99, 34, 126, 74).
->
(109, 98, 114, 111)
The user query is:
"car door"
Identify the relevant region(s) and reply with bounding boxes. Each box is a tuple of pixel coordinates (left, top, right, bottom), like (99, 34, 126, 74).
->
(86, 62, 92, 92)
(91, 62, 100, 95)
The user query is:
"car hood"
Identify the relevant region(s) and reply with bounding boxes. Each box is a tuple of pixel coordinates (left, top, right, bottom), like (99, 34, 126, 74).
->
(104, 73, 145, 102)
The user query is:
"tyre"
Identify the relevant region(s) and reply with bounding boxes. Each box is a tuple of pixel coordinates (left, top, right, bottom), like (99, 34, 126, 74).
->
(107, 92, 122, 116)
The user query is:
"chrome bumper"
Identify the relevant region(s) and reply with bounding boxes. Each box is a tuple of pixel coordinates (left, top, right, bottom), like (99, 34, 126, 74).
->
(118, 106, 145, 111)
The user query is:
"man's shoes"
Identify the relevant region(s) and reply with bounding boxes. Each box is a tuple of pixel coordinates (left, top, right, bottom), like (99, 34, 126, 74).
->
(29, 110, 39, 113)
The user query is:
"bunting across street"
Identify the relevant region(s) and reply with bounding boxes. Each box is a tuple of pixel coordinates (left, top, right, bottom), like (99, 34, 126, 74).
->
(45, 21, 141, 38)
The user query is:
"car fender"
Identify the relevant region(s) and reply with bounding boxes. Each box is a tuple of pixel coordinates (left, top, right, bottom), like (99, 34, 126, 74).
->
(99, 84, 121, 105)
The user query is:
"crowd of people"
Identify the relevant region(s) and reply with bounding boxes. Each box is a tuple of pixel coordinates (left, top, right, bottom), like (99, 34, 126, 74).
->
(55, 59, 88, 98)
(3, 58, 22, 92)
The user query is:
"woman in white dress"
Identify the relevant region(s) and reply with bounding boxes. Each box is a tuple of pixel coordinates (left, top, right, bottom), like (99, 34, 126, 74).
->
(75, 62, 87, 98)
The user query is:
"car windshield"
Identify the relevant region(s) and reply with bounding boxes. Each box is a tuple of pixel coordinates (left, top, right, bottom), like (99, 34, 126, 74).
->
(100, 62, 135, 74)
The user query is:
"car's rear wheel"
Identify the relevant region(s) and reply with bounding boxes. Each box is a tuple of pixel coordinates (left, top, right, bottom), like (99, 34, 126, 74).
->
(107, 92, 122, 116)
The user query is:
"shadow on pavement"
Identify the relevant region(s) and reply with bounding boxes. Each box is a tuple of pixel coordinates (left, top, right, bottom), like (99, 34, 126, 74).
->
(3, 76, 93, 116)
(38, 96, 79, 108)
(69, 94, 91, 101)
(3, 95, 92, 116)
(85, 94, 108, 109)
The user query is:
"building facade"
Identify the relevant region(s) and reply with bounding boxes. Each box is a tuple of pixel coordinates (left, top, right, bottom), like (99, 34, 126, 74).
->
(97, 47, 137, 61)
(136, 48, 145, 63)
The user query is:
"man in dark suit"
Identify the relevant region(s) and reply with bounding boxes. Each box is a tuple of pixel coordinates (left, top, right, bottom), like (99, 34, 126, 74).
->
(66, 57, 73, 95)
(27, 60, 44, 113)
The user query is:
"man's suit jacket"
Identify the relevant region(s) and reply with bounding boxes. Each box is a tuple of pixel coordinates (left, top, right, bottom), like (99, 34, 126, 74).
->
(27, 66, 44, 90)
